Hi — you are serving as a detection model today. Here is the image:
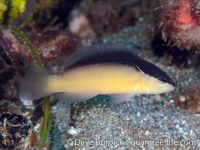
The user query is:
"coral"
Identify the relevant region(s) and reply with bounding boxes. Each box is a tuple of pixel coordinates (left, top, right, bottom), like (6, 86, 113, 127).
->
(0, 0, 26, 25)
(0, 100, 23, 115)
(0, 112, 31, 150)
(2, 28, 78, 68)
(159, 0, 200, 50)
(177, 0, 192, 24)
(69, 0, 137, 39)
(0, 45, 19, 101)
(23, 0, 61, 33)
(69, 13, 95, 39)
(0, 1, 7, 20)
(1, 0, 65, 29)
(32, 31, 78, 66)
(1, 29, 30, 62)
(151, 33, 194, 67)
(9, 0, 26, 23)
(177, 83, 200, 113)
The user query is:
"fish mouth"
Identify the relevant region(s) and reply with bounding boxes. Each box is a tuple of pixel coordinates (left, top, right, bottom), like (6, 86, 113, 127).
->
(167, 78, 176, 88)
(168, 84, 176, 92)
(170, 80, 176, 87)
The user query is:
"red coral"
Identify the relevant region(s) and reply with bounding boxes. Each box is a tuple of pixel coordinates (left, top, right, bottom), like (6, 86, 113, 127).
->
(177, 0, 192, 24)
(69, 0, 136, 39)
(32, 31, 78, 68)
(159, 0, 200, 49)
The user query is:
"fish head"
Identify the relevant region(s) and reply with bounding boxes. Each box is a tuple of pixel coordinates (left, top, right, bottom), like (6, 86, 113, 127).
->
(139, 72, 175, 94)
(133, 59, 176, 94)
(152, 75, 175, 94)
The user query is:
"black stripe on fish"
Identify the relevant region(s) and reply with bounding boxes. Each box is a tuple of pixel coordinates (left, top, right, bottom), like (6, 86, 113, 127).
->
(64, 44, 175, 86)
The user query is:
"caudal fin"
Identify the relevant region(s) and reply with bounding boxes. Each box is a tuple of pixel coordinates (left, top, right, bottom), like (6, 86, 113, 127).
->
(19, 66, 53, 101)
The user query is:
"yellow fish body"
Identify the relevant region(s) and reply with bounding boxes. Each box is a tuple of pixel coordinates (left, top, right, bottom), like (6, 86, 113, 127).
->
(19, 44, 175, 103)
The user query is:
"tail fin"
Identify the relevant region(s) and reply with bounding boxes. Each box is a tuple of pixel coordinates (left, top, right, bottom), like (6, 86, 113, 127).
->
(19, 66, 53, 101)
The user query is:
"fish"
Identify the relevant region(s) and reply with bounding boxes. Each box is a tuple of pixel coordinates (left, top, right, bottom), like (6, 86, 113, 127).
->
(19, 44, 175, 104)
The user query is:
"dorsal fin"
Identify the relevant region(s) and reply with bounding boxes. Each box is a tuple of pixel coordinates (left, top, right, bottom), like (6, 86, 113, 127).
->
(64, 44, 139, 71)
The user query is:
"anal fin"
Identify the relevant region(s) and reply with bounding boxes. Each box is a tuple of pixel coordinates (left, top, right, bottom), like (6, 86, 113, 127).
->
(108, 94, 133, 104)
(53, 93, 97, 102)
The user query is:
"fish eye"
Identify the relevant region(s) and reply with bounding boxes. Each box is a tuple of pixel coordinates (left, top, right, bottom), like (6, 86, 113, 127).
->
(158, 76, 168, 84)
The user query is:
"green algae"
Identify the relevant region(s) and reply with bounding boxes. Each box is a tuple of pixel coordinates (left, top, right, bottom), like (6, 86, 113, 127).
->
(10, 26, 43, 67)
(10, 26, 50, 148)
(0, 0, 26, 25)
